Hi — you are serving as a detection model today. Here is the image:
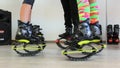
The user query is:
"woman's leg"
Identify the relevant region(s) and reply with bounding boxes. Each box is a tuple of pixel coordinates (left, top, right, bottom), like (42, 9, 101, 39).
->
(89, 0, 101, 39)
(59, 0, 72, 38)
(69, 0, 79, 32)
(61, 0, 72, 28)
(89, 0, 99, 24)
(16, 0, 35, 40)
(20, 0, 35, 23)
(77, 0, 90, 22)
(76, 0, 92, 38)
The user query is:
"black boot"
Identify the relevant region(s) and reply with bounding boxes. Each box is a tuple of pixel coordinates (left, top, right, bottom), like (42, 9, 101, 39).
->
(107, 24, 113, 43)
(73, 25, 78, 34)
(32, 25, 43, 36)
(32, 25, 45, 44)
(59, 27, 72, 38)
(73, 19, 92, 41)
(15, 20, 32, 40)
(67, 19, 93, 51)
(113, 24, 119, 44)
(90, 22, 101, 39)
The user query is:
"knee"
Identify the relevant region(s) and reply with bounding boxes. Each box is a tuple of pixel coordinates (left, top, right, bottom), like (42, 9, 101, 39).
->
(23, 0, 35, 6)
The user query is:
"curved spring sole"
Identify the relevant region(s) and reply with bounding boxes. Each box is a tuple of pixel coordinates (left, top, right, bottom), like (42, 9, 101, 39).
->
(82, 43, 106, 55)
(62, 44, 96, 61)
(12, 41, 46, 56)
(56, 36, 72, 49)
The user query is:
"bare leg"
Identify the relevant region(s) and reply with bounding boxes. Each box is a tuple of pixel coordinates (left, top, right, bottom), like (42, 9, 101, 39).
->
(20, 4, 32, 23)
(19, 0, 35, 23)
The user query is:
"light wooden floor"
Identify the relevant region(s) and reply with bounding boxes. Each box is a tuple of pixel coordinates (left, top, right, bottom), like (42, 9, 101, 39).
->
(0, 43, 120, 68)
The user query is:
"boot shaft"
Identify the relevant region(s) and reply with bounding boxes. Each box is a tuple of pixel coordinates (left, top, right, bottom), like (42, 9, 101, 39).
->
(107, 25, 113, 35)
(32, 25, 43, 36)
(77, 19, 92, 38)
(90, 23, 101, 39)
(73, 19, 92, 40)
(113, 24, 119, 35)
(65, 27, 72, 35)
(59, 27, 72, 38)
(16, 20, 32, 39)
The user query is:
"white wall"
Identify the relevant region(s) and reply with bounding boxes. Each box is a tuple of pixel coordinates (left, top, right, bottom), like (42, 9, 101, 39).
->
(0, 0, 21, 40)
(107, 0, 120, 25)
(107, 0, 120, 37)
(0, 0, 107, 41)
(98, 0, 107, 40)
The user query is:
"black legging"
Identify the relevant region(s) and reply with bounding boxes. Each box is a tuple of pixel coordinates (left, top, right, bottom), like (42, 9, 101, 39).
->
(23, 0, 35, 7)
(61, 0, 79, 28)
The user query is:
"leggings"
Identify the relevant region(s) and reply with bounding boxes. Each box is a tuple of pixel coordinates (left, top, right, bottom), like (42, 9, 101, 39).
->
(61, 0, 79, 28)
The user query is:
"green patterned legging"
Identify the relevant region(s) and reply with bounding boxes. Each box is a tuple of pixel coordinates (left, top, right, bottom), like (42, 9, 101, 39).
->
(77, 0, 99, 24)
